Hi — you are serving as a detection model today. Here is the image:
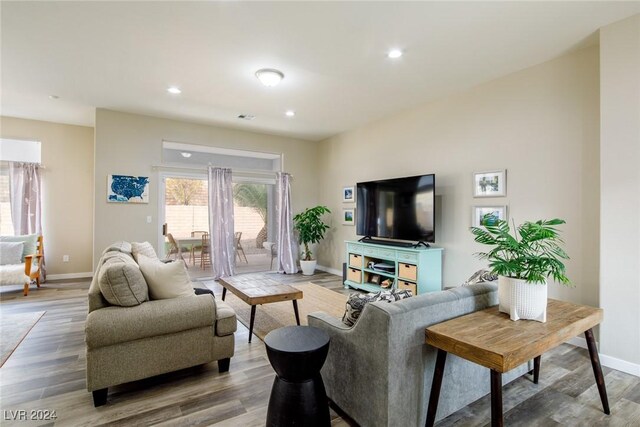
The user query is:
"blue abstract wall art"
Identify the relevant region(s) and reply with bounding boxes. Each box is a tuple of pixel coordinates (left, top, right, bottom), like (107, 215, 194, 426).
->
(107, 175, 150, 203)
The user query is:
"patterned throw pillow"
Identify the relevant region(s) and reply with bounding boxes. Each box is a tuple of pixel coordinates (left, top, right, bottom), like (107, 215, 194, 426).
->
(462, 269, 498, 286)
(342, 288, 414, 327)
(391, 288, 413, 300)
(342, 292, 379, 327)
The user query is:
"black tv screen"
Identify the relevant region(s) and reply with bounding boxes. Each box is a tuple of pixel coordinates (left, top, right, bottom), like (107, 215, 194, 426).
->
(356, 174, 435, 242)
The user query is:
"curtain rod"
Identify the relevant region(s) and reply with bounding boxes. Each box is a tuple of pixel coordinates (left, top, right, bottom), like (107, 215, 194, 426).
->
(151, 164, 288, 177)
(0, 160, 45, 168)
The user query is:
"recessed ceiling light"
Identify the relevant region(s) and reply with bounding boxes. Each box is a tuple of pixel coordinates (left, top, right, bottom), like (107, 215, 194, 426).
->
(180, 152, 192, 158)
(255, 68, 284, 87)
(167, 86, 182, 94)
(285, 110, 295, 117)
(387, 49, 403, 59)
(49, 95, 59, 99)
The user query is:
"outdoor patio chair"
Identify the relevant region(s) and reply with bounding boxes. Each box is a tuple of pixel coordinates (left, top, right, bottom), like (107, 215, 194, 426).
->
(190, 230, 207, 265)
(166, 233, 188, 266)
(234, 231, 248, 263)
(201, 232, 212, 269)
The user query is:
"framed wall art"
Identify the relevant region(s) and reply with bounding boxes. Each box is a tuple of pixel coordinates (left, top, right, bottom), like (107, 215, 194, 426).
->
(108, 174, 150, 203)
(367, 273, 382, 286)
(343, 186, 355, 203)
(472, 205, 508, 227)
(473, 170, 506, 197)
(343, 208, 355, 225)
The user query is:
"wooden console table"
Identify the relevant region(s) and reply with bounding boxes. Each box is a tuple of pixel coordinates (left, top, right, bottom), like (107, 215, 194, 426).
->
(425, 299, 609, 426)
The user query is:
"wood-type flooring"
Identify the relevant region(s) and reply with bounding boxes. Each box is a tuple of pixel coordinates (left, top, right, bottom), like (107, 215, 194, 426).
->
(0, 274, 638, 426)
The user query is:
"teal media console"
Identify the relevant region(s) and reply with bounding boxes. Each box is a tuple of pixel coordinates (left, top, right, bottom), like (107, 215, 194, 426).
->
(344, 240, 443, 295)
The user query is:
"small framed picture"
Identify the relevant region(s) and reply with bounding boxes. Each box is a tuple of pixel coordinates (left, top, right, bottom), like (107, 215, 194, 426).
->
(343, 208, 355, 225)
(343, 186, 355, 203)
(472, 205, 508, 227)
(473, 170, 506, 197)
(368, 273, 382, 285)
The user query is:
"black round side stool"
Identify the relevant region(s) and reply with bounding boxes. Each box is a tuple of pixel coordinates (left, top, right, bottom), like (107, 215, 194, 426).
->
(264, 325, 331, 427)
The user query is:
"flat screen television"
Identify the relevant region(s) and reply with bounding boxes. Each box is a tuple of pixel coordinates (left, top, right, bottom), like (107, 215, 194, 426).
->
(356, 174, 435, 243)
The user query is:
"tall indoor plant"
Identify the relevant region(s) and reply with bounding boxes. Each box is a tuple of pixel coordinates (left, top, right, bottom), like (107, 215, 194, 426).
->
(470, 216, 570, 322)
(293, 206, 331, 275)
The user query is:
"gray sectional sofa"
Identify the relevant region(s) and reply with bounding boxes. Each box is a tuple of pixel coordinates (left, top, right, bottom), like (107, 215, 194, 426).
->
(85, 242, 236, 406)
(308, 283, 530, 427)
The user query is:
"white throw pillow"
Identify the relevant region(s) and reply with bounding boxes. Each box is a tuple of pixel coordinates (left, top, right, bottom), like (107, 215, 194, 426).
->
(136, 255, 194, 300)
(131, 241, 158, 263)
(0, 242, 24, 265)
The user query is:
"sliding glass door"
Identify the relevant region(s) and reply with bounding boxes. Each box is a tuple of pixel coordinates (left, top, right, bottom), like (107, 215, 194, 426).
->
(233, 182, 276, 274)
(159, 173, 276, 279)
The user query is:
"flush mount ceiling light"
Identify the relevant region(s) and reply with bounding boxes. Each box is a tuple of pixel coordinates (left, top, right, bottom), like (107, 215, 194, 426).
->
(387, 49, 403, 59)
(167, 86, 182, 94)
(285, 110, 295, 117)
(180, 152, 192, 158)
(255, 68, 284, 87)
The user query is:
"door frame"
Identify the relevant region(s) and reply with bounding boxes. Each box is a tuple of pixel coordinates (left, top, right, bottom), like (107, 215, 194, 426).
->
(158, 171, 208, 258)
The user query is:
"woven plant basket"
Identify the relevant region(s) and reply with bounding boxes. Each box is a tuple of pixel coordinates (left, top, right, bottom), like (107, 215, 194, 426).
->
(498, 276, 547, 323)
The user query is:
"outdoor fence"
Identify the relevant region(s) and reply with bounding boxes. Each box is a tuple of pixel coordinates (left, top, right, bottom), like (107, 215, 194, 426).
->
(165, 205, 265, 240)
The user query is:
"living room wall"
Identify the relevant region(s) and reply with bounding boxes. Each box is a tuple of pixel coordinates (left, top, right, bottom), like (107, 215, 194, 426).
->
(599, 14, 640, 369)
(93, 109, 319, 267)
(316, 46, 600, 308)
(0, 116, 94, 277)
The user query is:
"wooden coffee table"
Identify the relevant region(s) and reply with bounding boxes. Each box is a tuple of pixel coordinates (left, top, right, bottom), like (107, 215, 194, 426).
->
(424, 299, 609, 427)
(218, 274, 303, 343)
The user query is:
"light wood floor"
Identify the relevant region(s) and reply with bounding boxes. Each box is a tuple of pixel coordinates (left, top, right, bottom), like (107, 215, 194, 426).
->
(1, 275, 638, 427)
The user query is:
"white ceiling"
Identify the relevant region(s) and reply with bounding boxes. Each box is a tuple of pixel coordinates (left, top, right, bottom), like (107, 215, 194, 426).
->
(2, 1, 639, 141)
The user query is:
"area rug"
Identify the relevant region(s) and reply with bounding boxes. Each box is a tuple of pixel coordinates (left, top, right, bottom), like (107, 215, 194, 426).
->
(222, 283, 348, 341)
(0, 311, 45, 367)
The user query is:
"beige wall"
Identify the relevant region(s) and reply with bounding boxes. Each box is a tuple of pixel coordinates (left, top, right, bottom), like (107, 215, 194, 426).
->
(0, 116, 94, 275)
(317, 46, 600, 307)
(94, 109, 319, 265)
(599, 15, 640, 367)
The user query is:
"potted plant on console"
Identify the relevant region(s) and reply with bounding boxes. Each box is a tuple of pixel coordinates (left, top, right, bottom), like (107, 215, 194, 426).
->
(294, 205, 331, 276)
(470, 216, 570, 323)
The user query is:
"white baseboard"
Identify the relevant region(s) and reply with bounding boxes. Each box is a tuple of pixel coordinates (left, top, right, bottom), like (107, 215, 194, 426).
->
(565, 337, 640, 377)
(316, 265, 342, 277)
(599, 353, 640, 377)
(47, 272, 93, 281)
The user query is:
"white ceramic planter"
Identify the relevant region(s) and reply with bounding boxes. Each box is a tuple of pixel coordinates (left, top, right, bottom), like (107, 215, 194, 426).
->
(300, 260, 317, 276)
(498, 276, 547, 323)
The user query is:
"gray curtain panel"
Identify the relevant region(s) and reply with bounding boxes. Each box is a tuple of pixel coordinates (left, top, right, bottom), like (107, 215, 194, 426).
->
(276, 172, 299, 274)
(208, 167, 235, 279)
(8, 161, 45, 279)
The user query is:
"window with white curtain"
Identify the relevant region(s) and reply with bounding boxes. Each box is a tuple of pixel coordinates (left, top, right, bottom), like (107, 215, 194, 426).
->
(0, 139, 42, 235)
